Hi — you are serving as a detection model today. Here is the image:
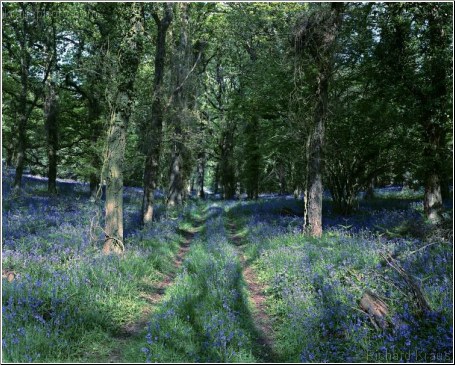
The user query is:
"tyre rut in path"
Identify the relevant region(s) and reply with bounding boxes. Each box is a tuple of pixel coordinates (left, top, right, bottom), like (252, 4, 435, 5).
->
(227, 220, 278, 363)
(107, 227, 198, 363)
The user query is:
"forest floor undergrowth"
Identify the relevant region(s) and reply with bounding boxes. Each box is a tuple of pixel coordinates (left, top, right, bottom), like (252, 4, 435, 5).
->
(2, 173, 453, 363)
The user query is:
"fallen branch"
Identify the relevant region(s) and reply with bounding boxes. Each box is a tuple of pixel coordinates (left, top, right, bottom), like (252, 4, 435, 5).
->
(382, 253, 431, 313)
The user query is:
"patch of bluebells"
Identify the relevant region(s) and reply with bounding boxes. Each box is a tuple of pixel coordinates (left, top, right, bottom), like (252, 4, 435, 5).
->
(246, 197, 453, 362)
(2, 169, 186, 362)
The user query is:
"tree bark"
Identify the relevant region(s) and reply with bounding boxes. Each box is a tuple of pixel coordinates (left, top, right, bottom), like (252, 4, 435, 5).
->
(420, 7, 448, 224)
(305, 72, 328, 237)
(167, 147, 184, 207)
(103, 3, 143, 254)
(245, 115, 260, 200)
(44, 15, 59, 194)
(424, 173, 443, 224)
(197, 151, 205, 199)
(220, 125, 236, 200)
(104, 108, 128, 254)
(44, 75, 59, 194)
(364, 177, 375, 200)
(88, 98, 103, 201)
(167, 3, 190, 208)
(142, 4, 173, 225)
(13, 5, 31, 191)
(302, 3, 343, 237)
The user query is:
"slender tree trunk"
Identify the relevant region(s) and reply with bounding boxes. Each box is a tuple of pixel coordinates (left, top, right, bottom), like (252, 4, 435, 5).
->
(44, 75, 59, 194)
(103, 3, 143, 254)
(104, 108, 127, 254)
(13, 9, 30, 191)
(197, 151, 205, 198)
(279, 161, 286, 195)
(89, 173, 99, 200)
(142, 4, 173, 225)
(364, 177, 375, 200)
(305, 73, 327, 236)
(86, 92, 103, 200)
(167, 145, 184, 207)
(14, 106, 27, 190)
(245, 115, 260, 200)
(214, 163, 220, 195)
(422, 114, 444, 224)
(44, 17, 59, 194)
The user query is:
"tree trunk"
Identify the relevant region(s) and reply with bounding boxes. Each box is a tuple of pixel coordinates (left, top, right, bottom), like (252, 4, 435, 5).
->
(305, 73, 327, 237)
(167, 147, 184, 207)
(424, 173, 443, 224)
(420, 8, 448, 225)
(214, 163, 220, 195)
(104, 108, 127, 255)
(302, 3, 343, 237)
(142, 4, 173, 225)
(44, 74, 59, 194)
(167, 3, 190, 208)
(220, 125, 236, 200)
(364, 177, 375, 200)
(245, 115, 260, 200)
(279, 161, 286, 195)
(89, 172, 99, 201)
(103, 3, 143, 254)
(197, 151, 205, 198)
(14, 108, 27, 190)
(13, 7, 30, 191)
(44, 15, 59, 194)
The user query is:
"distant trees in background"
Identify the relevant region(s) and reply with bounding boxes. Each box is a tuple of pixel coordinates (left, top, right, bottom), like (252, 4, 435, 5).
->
(2, 2, 452, 245)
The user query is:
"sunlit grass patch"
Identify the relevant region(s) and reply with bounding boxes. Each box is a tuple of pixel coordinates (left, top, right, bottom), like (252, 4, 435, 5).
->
(178, 221, 205, 235)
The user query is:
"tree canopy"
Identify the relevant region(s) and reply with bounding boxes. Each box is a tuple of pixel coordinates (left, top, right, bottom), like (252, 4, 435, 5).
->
(2, 2, 453, 241)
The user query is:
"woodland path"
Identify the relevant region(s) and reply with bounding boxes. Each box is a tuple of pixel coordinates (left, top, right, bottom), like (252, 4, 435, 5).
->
(104, 208, 278, 363)
(106, 221, 202, 363)
(226, 219, 278, 363)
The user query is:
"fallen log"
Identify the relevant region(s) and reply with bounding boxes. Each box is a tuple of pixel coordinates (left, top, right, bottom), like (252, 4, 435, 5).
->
(2, 269, 16, 282)
(359, 290, 389, 330)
